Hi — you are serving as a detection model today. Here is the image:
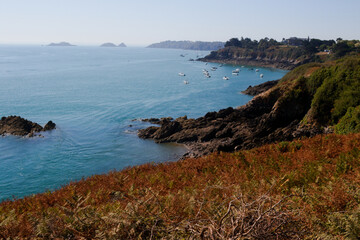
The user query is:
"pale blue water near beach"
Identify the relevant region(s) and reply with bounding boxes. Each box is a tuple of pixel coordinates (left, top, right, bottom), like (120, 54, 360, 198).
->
(0, 46, 287, 201)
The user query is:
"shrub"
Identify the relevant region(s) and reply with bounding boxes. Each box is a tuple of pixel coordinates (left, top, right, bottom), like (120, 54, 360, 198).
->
(335, 106, 360, 134)
(309, 57, 360, 124)
(277, 141, 290, 152)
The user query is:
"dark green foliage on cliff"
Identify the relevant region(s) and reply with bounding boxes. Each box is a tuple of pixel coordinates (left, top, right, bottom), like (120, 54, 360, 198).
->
(203, 37, 360, 69)
(335, 105, 360, 134)
(277, 76, 313, 123)
(333, 41, 355, 57)
(308, 57, 360, 124)
(224, 37, 336, 54)
(272, 56, 360, 129)
(224, 37, 280, 50)
(303, 39, 335, 54)
(147, 40, 224, 51)
(281, 63, 322, 83)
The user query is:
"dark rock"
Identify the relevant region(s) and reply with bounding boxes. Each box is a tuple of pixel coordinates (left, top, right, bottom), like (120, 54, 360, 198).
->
(138, 80, 322, 158)
(142, 118, 161, 124)
(216, 107, 234, 119)
(141, 117, 173, 125)
(0, 116, 56, 137)
(159, 117, 174, 125)
(43, 121, 56, 131)
(152, 121, 182, 140)
(215, 126, 234, 138)
(241, 80, 280, 96)
(204, 111, 217, 120)
(175, 115, 187, 123)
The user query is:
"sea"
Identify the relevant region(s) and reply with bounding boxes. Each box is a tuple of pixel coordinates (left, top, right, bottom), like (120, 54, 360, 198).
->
(0, 46, 287, 201)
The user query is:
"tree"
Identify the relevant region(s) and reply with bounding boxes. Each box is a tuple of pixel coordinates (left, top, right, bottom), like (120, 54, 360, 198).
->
(333, 41, 351, 57)
(225, 38, 242, 47)
(336, 37, 343, 43)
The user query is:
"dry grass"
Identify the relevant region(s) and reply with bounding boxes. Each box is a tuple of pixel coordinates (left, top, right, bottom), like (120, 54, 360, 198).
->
(1, 133, 360, 238)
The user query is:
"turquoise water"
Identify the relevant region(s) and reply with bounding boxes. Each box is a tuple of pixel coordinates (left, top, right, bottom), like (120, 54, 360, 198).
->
(0, 46, 287, 201)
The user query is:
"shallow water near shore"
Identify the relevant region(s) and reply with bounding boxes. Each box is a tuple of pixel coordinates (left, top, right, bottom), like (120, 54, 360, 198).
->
(0, 46, 287, 201)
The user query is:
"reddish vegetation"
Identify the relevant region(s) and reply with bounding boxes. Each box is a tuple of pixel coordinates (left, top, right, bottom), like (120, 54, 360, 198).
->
(1, 133, 360, 238)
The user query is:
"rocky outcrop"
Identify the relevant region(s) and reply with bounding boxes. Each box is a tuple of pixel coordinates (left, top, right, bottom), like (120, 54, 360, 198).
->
(43, 120, 56, 131)
(241, 80, 280, 96)
(0, 116, 56, 137)
(138, 80, 321, 158)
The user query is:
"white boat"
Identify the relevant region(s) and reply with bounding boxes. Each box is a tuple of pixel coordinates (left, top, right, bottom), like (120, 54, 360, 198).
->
(255, 69, 259, 72)
(223, 76, 229, 80)
(232, 68, 240, 73)
(260, 74, 264, 78)
(232, 72, 239, 75)
(183, 80, 189, 84)
(204, 73, 211, 78)
(211, 67, 217, 71)
(178, 72, 186, 76)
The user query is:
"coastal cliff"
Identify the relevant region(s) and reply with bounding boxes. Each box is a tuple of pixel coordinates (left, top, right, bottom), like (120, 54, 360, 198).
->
(199, 45, 312, 70)
(197, 37, 358, 70)
(138, 78, 317, 157)
(139, 56, 360, 157)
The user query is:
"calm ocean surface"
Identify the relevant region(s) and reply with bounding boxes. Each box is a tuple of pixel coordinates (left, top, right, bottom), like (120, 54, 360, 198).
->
(0, 46, 287, 201)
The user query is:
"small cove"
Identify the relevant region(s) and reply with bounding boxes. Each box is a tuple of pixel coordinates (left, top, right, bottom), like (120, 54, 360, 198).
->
(0, 46, 288, 201)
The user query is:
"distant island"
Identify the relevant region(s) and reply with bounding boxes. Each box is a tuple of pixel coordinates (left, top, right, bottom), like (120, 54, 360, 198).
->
(100, 42, 117, 47)
(147, 40, 225, 51)
(47, 42, 75, 47)
(100, 42, 127, 47)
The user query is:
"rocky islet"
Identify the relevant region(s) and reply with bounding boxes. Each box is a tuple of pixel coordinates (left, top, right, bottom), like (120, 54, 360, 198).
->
(0, 116, 56, 137)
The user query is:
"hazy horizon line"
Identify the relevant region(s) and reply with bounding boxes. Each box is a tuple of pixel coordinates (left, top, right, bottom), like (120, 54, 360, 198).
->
(1, 36, 358, 48)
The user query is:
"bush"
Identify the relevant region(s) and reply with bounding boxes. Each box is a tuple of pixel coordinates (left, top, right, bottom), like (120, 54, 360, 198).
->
(335, 106, 360, 134)
(309, 57, 360, 124)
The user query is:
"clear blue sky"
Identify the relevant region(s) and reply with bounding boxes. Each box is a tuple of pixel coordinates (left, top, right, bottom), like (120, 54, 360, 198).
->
(0, 0, 359, 46)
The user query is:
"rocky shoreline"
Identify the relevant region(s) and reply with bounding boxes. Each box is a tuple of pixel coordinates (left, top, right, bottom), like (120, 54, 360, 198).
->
(241, 79, 280, 95)
(138, 80, 325, 158)
(199, 58, 299, 70)
(0, 116, 56, 137)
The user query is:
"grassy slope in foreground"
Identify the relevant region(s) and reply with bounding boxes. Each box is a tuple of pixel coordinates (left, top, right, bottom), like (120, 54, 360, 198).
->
(1, 133, 360, 239)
